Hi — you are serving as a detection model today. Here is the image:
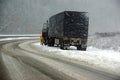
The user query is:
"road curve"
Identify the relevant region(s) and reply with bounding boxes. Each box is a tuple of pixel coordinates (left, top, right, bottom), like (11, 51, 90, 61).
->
(0, 38, 120, 80)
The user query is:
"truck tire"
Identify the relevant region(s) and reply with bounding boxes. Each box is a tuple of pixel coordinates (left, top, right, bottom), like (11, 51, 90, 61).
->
(47, 40, 51, 46)
(60, 39, 65, 49)
(77, 45, 86, 51)
(60, 42, 64, 49)
(48, 37, 54, 46)
(81, 47, 86, 51)
(60, 42, 68, 50)
(44, 39, 47, 45)
(77, 45, 81, 50)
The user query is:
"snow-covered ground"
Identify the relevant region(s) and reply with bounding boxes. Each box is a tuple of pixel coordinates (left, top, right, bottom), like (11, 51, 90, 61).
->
(32, 33, 120, 75)
(33, 43, 120, 75)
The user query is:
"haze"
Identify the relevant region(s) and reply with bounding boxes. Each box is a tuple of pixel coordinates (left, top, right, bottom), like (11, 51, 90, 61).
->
(0, 0, 120, 34)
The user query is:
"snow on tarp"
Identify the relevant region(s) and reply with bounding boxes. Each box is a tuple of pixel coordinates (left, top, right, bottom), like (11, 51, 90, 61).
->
(33, 42, 120, 75)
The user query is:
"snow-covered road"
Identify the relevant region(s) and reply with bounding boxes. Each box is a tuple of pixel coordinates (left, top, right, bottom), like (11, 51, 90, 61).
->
(0, 36, 120, 80)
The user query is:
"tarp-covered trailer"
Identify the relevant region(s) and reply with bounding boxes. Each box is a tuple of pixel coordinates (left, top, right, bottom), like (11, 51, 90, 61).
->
(42, 11, 89, 50)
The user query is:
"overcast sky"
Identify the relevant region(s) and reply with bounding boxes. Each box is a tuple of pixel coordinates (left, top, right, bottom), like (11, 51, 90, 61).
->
(0, 0, 120, 34)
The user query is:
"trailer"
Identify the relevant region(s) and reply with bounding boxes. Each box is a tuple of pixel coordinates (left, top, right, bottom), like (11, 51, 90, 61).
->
(42, 11, 89, 50)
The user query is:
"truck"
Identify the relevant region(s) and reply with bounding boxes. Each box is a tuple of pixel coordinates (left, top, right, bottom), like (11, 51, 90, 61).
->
(42, 11, 89, 50)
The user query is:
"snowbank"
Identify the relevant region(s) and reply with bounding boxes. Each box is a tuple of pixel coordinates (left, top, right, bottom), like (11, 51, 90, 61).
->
(33, 42, 120, 75)
(0, 34, 39, 37)
(0, 37, 38, 41)
(88, 34, 120, 52)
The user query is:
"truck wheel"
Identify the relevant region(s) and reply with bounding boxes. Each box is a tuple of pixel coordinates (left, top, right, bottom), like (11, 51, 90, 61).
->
(48, 38, 54, 46)
(47, 41, 51, 46)
(44, 39, 47, 45)
(77, 45, 81, 50)
(60, 39, 68, 50)
(51, 42, 54, 46)
(51, 38, 54, 46)
(81, 48, 86, 51)
(60, 42, 64, 49)
(77, 45, 86, 51)
(47, 38, 51, 46)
